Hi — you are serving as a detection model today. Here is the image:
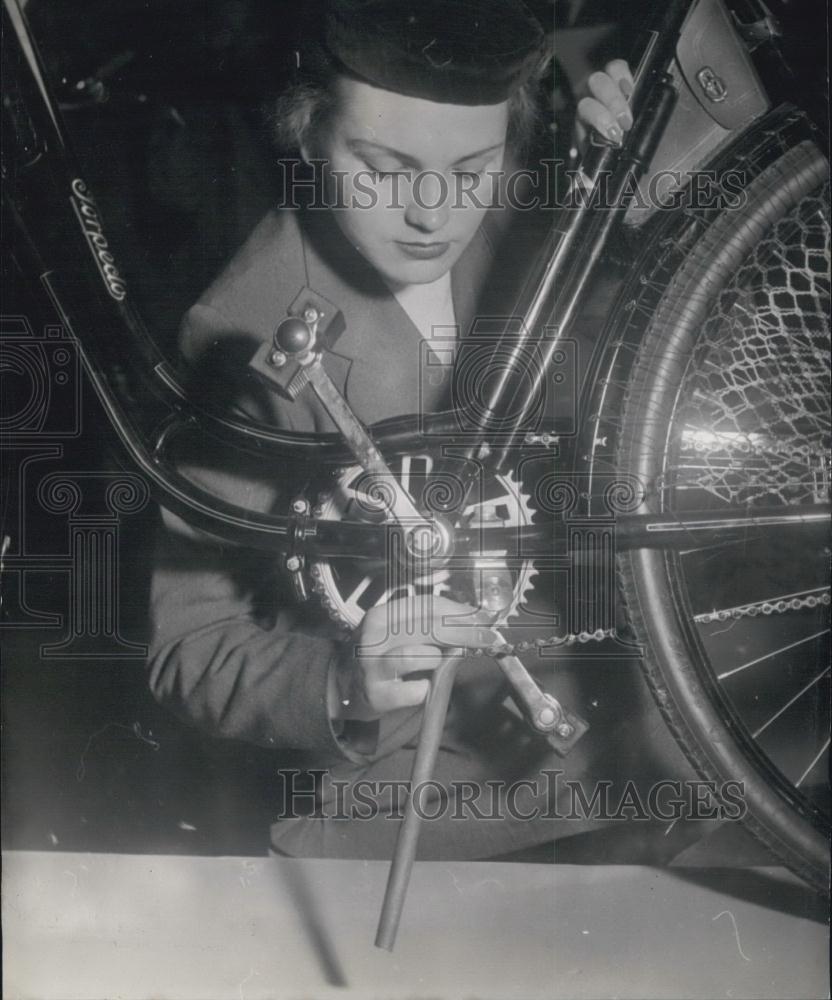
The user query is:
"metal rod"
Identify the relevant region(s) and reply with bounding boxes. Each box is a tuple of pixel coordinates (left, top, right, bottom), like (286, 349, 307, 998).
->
(615, 504, 831, 548)
(375, 650, 464, 951)
(446, 503, 831, 558)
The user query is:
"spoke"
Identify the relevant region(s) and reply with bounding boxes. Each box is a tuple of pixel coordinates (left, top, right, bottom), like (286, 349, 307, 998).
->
(751, 666, 831, 739)
(679, 538, 760, 556)
(717, 628, 830, 681)
(796, 738, 831, 788)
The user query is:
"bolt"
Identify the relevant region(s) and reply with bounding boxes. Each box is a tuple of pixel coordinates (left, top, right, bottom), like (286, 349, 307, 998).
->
(555, 722, 574, 739)
(269, 349, 287, 368)
(292, 498, 309, 514)
(303, 307, 319, 323)
(538, 706, 557, 728)
(285, 555, 302, 572)
(275, 316, 312, 353)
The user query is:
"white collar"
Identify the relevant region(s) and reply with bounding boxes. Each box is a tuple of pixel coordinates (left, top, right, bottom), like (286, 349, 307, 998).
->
(386, 272, 457, 345)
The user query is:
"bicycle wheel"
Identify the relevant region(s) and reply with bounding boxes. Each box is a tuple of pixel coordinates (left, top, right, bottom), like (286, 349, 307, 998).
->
(616, 140, 830, 889)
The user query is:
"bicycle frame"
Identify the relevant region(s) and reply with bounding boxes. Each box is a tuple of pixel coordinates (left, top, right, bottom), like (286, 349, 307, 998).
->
(4, 0, 830, 958)
(2, 0, 828, 555)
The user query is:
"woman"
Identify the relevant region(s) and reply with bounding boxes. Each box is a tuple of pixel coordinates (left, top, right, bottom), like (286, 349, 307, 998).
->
(149, 0, 637, 859)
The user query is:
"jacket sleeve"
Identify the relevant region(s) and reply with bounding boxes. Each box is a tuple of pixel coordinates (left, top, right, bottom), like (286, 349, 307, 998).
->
(146, 301, 376, 760)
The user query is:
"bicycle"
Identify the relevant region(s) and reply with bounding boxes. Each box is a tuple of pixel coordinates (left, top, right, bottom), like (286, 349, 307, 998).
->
(3, 0, 828, 948)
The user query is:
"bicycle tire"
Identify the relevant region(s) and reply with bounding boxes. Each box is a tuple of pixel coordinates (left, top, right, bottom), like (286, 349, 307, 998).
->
(615, 139, 831, 890)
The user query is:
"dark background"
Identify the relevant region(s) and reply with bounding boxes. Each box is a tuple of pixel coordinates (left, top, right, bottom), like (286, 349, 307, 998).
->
(1, 0, 828, 860)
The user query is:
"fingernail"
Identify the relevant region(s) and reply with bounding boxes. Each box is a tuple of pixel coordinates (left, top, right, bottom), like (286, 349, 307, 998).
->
(606, 123, 623, 143)
(620, 78, 634, 98)
(616, 110, 633, 130)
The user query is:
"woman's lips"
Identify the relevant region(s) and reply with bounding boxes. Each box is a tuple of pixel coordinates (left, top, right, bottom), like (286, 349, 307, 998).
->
(395, 240, 451, 260)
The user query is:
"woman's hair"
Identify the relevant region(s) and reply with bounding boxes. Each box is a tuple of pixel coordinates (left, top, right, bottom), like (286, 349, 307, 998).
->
(271, 44, 543, 158)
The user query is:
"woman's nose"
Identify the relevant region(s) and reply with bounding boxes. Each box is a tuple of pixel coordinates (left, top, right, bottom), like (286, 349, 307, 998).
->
(404, 172, 450, 233)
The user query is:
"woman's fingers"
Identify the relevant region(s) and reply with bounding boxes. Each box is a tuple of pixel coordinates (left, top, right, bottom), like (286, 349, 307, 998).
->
(361, 596, 501, 652)
(372, 677, 431, 713)
(377, 643, 444, 678)
(578, 60, 635, 144)
(605, 58, 635, 98)
(428, 598, 502, 650)
(365, 646, 442, 714)
(348, 593, 507, 717)
(588, 69, 633, 127)
(577, 96, 626, 144)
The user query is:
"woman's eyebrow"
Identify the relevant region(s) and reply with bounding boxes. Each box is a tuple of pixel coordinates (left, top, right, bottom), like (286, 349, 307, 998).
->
(348, 139, 503, 169)
(348, 140, 420, 167)
(452, 143, 504, 166)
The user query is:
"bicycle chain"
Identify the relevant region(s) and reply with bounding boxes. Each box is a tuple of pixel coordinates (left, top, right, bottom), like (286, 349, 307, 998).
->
(477, 628, 616, 659)
(486, 588, 832, 652)
(695, 589, 831, 625)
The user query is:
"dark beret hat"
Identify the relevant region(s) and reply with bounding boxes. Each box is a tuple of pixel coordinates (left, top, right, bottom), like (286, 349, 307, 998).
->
(322, 0, 547, 105)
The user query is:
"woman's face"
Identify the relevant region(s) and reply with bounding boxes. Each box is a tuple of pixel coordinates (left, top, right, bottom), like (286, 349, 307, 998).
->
(311, 76, 509, 286)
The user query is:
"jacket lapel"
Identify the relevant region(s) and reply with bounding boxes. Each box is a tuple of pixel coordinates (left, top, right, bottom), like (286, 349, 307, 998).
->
(299, 208, 495, 425)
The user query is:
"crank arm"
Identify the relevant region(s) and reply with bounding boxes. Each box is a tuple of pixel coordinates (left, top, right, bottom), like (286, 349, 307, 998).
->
(300, 358, 428, 526)
(495, 649, 589, 756)
(250, 295, 429, 530)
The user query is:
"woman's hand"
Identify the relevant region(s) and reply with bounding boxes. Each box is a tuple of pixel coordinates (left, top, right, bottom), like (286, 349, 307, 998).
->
(330, 596, 501, 721)
(576, 59, 635, 145)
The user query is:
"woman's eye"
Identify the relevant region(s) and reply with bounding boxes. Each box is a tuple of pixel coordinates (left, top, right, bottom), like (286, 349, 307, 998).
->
(453, 170, 482, 182)
(366, 166, 410, 182)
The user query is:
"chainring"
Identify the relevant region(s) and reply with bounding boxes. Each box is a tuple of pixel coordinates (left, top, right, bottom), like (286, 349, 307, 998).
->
(308, 452, 538, 631)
